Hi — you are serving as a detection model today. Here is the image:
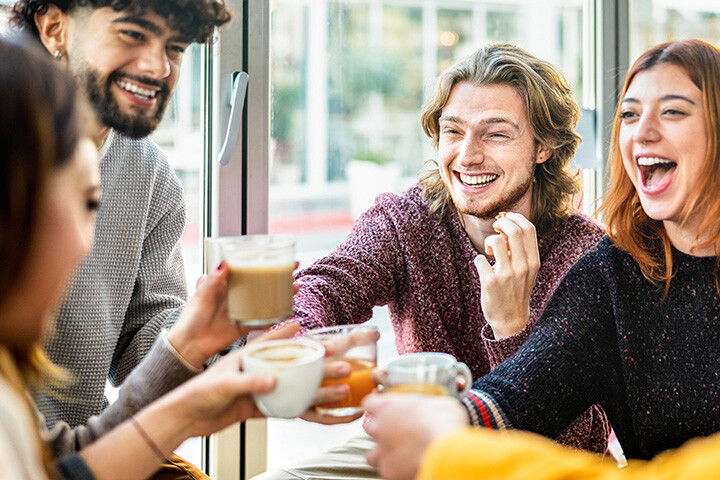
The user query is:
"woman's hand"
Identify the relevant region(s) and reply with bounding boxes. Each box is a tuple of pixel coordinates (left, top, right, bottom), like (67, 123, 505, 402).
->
(79, 323, 302, 480)
(299, 331, 379, 425)
(166, 262, 248, 370)
(164, 321, 302, 437)
(362, 393, 468, 480)
(475, 212, 540, 339)
(300, 358, 364, 425)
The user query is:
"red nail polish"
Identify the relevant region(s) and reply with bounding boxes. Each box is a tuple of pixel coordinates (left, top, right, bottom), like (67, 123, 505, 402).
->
(217, 260, 226, 271)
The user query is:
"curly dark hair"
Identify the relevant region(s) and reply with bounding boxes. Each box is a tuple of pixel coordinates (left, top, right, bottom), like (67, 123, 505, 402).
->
(10, 0, 232, 43)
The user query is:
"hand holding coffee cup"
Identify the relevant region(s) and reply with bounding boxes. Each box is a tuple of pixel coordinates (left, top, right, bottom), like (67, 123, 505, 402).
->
(215, 235, 297, 327)
(241, 338, 325, 418)
(306, 324, 379, 416)
(377, 352, 472, 397)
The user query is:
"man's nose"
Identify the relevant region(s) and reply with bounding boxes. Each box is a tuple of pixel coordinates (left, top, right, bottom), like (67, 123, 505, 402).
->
(136, 44, 171, 79)
(457, 137, 485, 166)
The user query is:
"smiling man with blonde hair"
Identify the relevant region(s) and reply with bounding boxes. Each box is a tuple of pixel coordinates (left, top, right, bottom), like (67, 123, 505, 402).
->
(254, 43, 608, 480)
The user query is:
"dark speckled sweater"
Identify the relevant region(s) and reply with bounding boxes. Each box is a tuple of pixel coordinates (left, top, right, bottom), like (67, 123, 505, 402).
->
(294, 182, 608, 451)
(467, 236, 720, 459)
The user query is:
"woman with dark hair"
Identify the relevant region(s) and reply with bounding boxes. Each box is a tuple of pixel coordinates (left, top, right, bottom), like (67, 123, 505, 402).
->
(0, 36, 296, 480)
(363, 38, 720, 480)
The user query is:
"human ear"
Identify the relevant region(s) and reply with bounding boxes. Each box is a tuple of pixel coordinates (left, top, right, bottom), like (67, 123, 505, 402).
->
(34, 4, 70, 61)
(535, 143, 552, 165)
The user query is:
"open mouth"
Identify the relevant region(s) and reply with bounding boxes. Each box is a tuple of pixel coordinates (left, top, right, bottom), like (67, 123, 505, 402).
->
(115, 79, 159, 101)
(458, 172, 498, 187)
(637, 157, 677, 191)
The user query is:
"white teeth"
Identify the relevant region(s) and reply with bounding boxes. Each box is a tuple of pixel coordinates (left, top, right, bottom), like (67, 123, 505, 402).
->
(116, 80, 158, 100)
(459, 173, 497, 186)
(637, 157, 673, 167)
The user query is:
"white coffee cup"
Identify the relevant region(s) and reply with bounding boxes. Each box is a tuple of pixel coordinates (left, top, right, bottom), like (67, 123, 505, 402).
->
(242, 338, 325, 418)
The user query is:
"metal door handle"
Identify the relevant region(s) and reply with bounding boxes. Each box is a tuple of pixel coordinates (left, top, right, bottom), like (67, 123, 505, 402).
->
(218, 71, 249, 166)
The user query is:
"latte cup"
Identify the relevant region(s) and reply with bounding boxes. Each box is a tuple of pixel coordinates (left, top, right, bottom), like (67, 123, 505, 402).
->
(378, 352, 472, 398)
(218, 235, 296, 326)
(242, 338, 325, 418)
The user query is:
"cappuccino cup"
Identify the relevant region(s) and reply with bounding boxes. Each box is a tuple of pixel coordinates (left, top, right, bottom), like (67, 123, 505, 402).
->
(242, 338, 325, 418)
(378, 352, 472, 398)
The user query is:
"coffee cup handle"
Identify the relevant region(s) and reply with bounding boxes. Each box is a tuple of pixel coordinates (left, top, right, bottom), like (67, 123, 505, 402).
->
(454, 362, 473, 398)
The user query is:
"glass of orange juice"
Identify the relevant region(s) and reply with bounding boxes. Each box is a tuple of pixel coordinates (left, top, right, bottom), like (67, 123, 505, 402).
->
(306, 324, 378, 416)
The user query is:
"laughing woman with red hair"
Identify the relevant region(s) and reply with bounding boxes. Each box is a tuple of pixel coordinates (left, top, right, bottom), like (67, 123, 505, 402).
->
(364, 38, 720, 480)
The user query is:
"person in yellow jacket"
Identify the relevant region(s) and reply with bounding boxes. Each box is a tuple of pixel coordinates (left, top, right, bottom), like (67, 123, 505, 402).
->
(418, 427, 719, 480)
(365, 393, 720, 480)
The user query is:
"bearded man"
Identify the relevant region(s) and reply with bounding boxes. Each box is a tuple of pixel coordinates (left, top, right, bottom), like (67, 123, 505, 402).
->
(255, 43, 609, 480)
(10, 0, 231, 477)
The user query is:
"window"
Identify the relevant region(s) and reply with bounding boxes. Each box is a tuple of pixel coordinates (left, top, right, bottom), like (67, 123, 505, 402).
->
(263, 0, 596, 474)
(630, 0, 720, 61)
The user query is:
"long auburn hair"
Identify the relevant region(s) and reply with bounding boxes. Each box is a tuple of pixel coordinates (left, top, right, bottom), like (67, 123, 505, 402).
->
(419, 43, 582, 237)
(0, 36, 84, 478)
(598, 39, 720, 294)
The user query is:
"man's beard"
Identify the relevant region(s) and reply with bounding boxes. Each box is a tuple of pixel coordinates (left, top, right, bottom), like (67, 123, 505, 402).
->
(74, 62, 170, 139)
(453, 168, 535, 220)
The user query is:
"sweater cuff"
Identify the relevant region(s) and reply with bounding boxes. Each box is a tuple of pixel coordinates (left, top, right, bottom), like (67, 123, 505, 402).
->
(481, 322, 533, 369)
(161, 329, 203, 373)
(461, 390, 510, 430)
(111, 333, 199, 414)
(56, 454, 96, 480)
(141, 332, 200, 389)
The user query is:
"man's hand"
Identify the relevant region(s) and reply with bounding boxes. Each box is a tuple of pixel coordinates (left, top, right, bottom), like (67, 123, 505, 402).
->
(299, 338, 366, 425)
(165, 262, 250, 369)
(475, 212, 540, 339)
(362, 393, 468, 480)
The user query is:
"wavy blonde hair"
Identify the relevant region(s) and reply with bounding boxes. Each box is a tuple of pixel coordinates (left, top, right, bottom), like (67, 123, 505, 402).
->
(598, 39, 720, 294)
(419, 43, 582, 236)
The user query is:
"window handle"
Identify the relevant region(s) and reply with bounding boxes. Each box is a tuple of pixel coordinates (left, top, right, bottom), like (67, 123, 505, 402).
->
(218, 71, 249, 166)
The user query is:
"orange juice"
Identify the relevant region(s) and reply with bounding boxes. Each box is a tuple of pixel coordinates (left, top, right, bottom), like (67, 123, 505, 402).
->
(385, 383, 449, 396)
(317, 358, 376, 409)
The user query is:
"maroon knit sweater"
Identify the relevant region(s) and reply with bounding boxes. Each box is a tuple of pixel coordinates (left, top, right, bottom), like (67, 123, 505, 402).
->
(294, 183, 608, 451)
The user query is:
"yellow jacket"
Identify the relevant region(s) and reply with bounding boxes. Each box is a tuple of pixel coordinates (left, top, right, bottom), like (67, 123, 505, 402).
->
(418, 428, 720, 480)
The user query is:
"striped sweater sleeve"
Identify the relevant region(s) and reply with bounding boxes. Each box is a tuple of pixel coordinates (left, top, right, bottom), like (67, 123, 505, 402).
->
(461, 389, 511, 429)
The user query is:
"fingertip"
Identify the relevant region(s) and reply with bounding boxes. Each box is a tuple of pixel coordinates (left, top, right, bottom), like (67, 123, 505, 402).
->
(258, 374, 276, 392)
(365, 448, 379, 468)
(216, 261, 229, 279)
(333, 360, 352, 377)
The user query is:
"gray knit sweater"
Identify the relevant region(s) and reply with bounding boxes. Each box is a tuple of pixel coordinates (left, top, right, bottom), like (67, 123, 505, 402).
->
(48, 333, 198, 479)
(35, 130, 188, 427)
